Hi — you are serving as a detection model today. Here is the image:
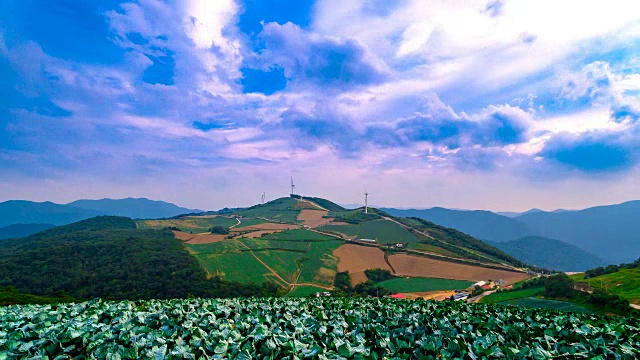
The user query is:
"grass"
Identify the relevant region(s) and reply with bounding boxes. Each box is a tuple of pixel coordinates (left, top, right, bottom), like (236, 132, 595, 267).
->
(187, 242, 284, 286)
(503, 297, 595, 314)
(570, 268, 640, 305)
(234, 218, 267, 227)
(138, 216, 237, 233)
(260, 229, 336, 242)
(481, 287, 545, 304)
(414, 243, 462, 258)
(320, 219, 420, 248)
(376, 277, 474, 293)
(297, 240, 344, 287)
(287, 285, 329, 297)
(232, 198, 301, 224)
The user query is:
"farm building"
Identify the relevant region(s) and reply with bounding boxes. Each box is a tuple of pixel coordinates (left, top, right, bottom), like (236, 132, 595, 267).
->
(481, 285, 492, 290)
(495, 279, 505, 286)
(390, 294, 406, 299)
(471, 281, 486, 288)
(395, 243, 404, 248)
(357, 238, 377, 243)
(451, 292, 469, 301)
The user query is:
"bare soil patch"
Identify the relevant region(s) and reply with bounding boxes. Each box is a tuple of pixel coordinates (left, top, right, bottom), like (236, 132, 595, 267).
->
(333, 244, 392, 286)
(173, 231, 198, 241)
(411, 290, 457, 301)
(389, 254, 529, 284)
(186, 233, 228, 244)
(298, 209, 332, 228)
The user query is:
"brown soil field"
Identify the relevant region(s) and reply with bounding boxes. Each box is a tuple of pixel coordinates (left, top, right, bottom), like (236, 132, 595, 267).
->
(412, 291, 457, 301)
(294, 200, 322, 210)
(186, 233, 228, 244)
(172, 231, 198, 241)
(298, 209, 332, 228)
(333, 244, 392, 286)
(389, 254, 529, 284)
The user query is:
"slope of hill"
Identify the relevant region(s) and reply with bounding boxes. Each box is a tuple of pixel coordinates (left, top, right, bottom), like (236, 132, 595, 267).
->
(0, 223, 55, 239)
(487, 236, 606, 272)
(0, 216, 279, 301)
(516, 200, 640, 264)
(68, 197, 201, 219)
(0, 200, 104, 228)
(383, 207, 533, 242)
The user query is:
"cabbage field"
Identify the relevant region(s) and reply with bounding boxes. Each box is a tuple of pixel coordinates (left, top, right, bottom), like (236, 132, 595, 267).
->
(1, 297, 639, 359)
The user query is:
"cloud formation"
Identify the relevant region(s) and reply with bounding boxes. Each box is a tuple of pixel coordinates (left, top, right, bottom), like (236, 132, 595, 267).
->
(1, 0, 640, 210)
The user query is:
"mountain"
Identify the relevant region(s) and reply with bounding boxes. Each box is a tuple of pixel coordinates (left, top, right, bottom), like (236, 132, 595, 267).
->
(515, 201, 640, 264)
(0, 216, 278, 301)
(383, 207, 533, 242)
(68, 198, 201, 219)
(0, 223, 55, 239)
(487, 236, 607, 272)
(0, 201, 105, 228)
(0, 198, 202, 228)
(496, 208, 544, 218)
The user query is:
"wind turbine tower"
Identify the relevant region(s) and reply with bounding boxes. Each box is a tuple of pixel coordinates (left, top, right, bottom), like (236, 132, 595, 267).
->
(290, 176, 296, 196)
(261, 192, 265, 204)
(364, 187, 369, 214)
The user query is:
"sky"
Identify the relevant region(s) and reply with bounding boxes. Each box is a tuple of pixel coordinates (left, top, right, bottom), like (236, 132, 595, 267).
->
(1, 0, 640, 211)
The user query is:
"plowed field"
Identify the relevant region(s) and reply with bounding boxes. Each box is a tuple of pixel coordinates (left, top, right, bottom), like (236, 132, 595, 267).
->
(333, 244, 392, 286)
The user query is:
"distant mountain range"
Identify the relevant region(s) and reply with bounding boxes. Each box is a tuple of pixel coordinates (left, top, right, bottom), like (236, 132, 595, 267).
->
(486, 237, 606, 272)
(385, 200, 640, 266)
(0, 223, 56, 240)
(0, 198, 201, 228)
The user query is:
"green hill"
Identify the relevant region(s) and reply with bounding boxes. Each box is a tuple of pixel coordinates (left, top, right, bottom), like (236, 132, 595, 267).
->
(0, 216, 279, 302)
(487, 236, 606, 272)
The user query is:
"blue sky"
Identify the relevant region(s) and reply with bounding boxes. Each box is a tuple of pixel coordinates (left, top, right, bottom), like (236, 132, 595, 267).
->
(1, 0, 639, 211)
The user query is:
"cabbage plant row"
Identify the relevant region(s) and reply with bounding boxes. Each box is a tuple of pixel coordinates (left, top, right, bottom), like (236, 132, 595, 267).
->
(1, 297, 639, 359)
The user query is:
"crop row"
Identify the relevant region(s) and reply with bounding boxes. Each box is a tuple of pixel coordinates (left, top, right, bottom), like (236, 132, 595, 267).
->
(1, 297, 639, 359)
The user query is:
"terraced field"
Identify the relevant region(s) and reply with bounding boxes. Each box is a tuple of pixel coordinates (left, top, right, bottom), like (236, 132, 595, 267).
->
(571, 268, 640, 305)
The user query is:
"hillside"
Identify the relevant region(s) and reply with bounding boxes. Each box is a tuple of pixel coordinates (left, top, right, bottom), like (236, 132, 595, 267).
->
(383, 207, 533, 242)
(0, 216, 279, 301)
(516, 200, 640, 263)
(0, 223, 55, 239)
(0, 200, 104, 227)
(487, 236, 606, 272)
(68, 197, 201, 219)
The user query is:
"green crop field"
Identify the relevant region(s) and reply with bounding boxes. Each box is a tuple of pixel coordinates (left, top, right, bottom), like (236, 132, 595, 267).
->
(260, 229, 336, 241)
(376, 277, 474, 293)
(287, 285, 328, 297)
(137, 216, 237, 233)
(251, 248, 305, 283)
(571, 268, 640, 304)
(187, 242, 282, 286)
(481, 287, 545, 304)
(2, 298, 638, 358)
(503, 297, 596, 314)
(320, 219, 420, 247)
(234, 218, 267, 227)
(297, 240, 344, 287)
(414, 243, 462, 258)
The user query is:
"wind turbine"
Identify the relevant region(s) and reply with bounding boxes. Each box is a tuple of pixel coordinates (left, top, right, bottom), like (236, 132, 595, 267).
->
(261, 192, 265, 204)
(290, 176, 296, 196)
(364, 187, 369, 214)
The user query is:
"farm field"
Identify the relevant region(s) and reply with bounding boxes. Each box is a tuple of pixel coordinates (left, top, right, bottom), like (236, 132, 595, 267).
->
(137, 216, 237, 233)
(389, 253, 529, 284)
(414, 243, 463, 258)
(3, 298, 638, 358)
(297, 209, 332, 228)
(259, 229, 336, 241)
(333, 244, 392, 286)
(571, 268, 640, 305)
(503, 297, 596, 314)
(320, 219, 421, 247)
(287, 285, 328, 297)
(184, 233, 227, 244)
(187, 241, 282, 286)
(376, 277, 474, 293)
(296, 240, 344, 287)
(481, 287, 545, 304)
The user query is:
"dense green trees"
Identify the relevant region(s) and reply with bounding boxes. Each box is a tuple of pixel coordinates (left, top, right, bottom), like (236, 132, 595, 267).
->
(364, 268, 395, 282)
(584, 258, 640, 279)
(209, 226, 230, 234)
